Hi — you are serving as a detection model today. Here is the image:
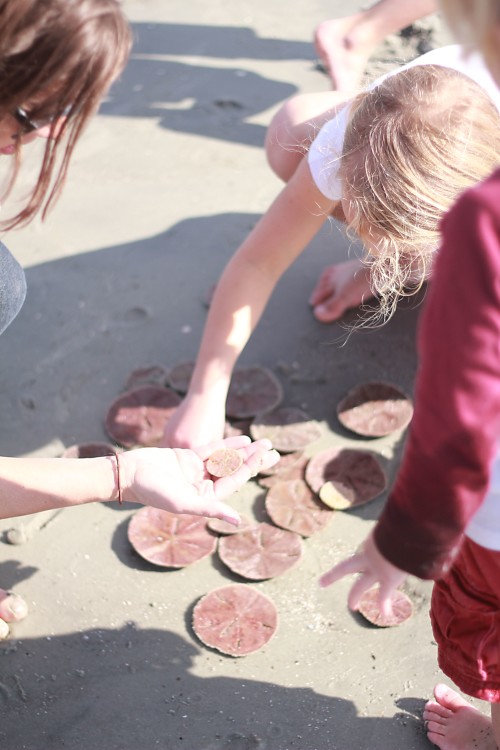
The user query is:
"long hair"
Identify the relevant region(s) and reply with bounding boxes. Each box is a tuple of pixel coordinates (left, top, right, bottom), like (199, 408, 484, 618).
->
(0, 0, 131, 228)
(338, 64, 500, 322)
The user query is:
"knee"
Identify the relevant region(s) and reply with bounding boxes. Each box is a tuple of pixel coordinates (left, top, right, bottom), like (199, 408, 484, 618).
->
(265, 99, 306, 183)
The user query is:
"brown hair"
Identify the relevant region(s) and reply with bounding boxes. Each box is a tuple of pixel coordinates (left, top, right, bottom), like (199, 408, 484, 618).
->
(339, 64, 500, 321)
(0, 0, 131, 228)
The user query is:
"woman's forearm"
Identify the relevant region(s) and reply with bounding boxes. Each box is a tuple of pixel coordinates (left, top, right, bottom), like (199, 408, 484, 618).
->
(0, 456, 117, 520)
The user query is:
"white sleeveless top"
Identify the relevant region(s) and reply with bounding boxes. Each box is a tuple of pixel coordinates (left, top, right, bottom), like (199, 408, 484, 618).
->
(466, 448, 500, 551)
(308, 45, 500, 202)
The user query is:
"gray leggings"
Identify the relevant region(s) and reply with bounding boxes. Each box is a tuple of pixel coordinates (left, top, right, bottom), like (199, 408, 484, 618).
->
(0, 242, 26, 336)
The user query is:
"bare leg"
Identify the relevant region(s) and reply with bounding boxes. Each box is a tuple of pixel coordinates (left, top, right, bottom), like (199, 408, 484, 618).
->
(265, 90, 350, 183)
(314, 0, 438, 91)
(265, 92, 374, 322)
(423, 683, 499, 750)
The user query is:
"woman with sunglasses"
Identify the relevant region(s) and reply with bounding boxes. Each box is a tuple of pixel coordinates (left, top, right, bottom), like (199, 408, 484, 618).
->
(0, 0, 278, 632)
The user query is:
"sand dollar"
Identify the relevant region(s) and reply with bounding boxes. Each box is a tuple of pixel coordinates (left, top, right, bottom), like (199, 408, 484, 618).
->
(105, 385, 181, 448)
(218, 522, 303, 580)
(206, 448, 243, 477)
(337, 381, 413, 437)
(358, 587, 414, 627)
(226, 367, 283, 419)
(265, 479, 334, 537)
(305, 447, 387, 507)
(128, 507, 216, 568)
(192, 584, 278, 656)
(250, 407, 322, 453)
(167, 361, 195, 394)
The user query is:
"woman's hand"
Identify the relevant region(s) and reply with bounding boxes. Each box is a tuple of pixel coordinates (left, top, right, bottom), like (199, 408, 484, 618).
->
(121, 435, 279, 524)
(319, 531, 407, 617)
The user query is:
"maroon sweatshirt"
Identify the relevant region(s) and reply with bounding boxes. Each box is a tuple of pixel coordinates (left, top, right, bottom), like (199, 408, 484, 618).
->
(374, 168, 500, 579)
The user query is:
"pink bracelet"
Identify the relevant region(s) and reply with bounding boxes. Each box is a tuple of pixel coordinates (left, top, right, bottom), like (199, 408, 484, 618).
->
(112, 452, 123, 505)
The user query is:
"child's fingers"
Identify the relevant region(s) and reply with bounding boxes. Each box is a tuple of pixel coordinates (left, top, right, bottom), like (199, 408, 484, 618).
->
(346, 572, 377, 611)
(318, 553, 364, 588)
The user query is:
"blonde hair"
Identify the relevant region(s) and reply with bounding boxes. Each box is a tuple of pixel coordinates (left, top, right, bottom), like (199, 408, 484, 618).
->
(338, 64, 500, 322)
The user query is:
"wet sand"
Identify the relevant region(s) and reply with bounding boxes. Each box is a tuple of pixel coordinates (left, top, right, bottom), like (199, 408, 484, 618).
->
(0, 3, 470, 749)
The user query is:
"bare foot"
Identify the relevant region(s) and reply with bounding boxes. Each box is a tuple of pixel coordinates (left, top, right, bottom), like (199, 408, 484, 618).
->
(423, 684, 497, 750)
(309, 258, 373, 322)
(313, 16, 372, 92)
(0, 589, 28, 622)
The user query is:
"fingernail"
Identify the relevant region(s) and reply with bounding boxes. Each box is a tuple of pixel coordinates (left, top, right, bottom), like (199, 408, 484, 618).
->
(222, 515, 240, 527)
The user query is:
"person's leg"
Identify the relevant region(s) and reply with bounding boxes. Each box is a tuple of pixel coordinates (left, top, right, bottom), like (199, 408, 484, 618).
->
(423, 684, 498, 750)
(265, 91, 374, 323)
(265, 90, 350, 183)
(314, 0, 438, 91)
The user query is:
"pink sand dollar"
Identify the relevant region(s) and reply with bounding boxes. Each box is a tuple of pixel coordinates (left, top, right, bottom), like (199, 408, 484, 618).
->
(258, 453, 309, 490)
(358, 587, 414, 627)
(206, 448, 243, 477)
(250, 407, 323, 453)
(218, 522, 303, 580)
(226, 367, 283, 419)
(105, 385, 181, 448)
(337, 381, 413, 437)
(192, 583, 278, 656)
(305, 447, 387, 507)
(207, 515, 255, 535)
(265, 479, 334, 537)
(124, 365, 169, 391)
(128, 507, 217, 568)
(167, 361, 195, 394)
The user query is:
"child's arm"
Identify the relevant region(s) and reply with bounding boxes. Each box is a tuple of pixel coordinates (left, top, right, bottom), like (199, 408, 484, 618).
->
(163, 158, 337, 448)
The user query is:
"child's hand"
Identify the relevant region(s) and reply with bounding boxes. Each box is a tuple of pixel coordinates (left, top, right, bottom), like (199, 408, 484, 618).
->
(309, 258, 373, 322)
(120, 436, 279, 524)
(161, 393, 226, 449)
(319, 531, 407, 618)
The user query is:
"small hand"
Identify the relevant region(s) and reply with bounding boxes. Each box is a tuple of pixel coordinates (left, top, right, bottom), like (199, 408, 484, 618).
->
(319, 532, 407, 617)
(122, 436, 279, 524)
(309, 258, 373, 322)
(161, 394, 226, 449)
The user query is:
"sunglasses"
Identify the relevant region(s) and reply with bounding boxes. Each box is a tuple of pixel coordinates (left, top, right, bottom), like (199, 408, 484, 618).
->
(13, 106, 71, 135)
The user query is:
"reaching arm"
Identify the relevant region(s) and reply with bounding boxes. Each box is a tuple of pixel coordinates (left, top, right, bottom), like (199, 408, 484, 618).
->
(163, 158, 336, 447)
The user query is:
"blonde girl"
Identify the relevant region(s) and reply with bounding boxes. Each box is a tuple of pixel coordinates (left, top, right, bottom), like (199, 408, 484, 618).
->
(164, 44, 500, 450)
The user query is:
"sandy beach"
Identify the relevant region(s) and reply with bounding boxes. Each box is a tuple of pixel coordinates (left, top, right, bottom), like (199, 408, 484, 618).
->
(0, 2, 470, 749)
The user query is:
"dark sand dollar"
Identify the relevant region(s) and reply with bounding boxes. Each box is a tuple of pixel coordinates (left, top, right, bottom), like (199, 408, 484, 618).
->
(128, 507, 216, 568)
(218, 522, 303, 580)
(224, 419, 252, 439)
(305, 448, 387, 507)
(124, 365, 169, 391)
(358, 587, 414, 627)
(105, 385, 181, 448)
(337, 382, 413, 437)
(258, 453, 309, 490)
(265, 479, 334, 537)
(206, 448, 243, 477)
(259, 451, 306, 477)
(192, 584, 278, 656)
(207, 515, 255, 535)
(62, 442, 117, 459)
(226, 367, 283, 419)
(167, 361, 195, 394)
(250, 407, 323, 453)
